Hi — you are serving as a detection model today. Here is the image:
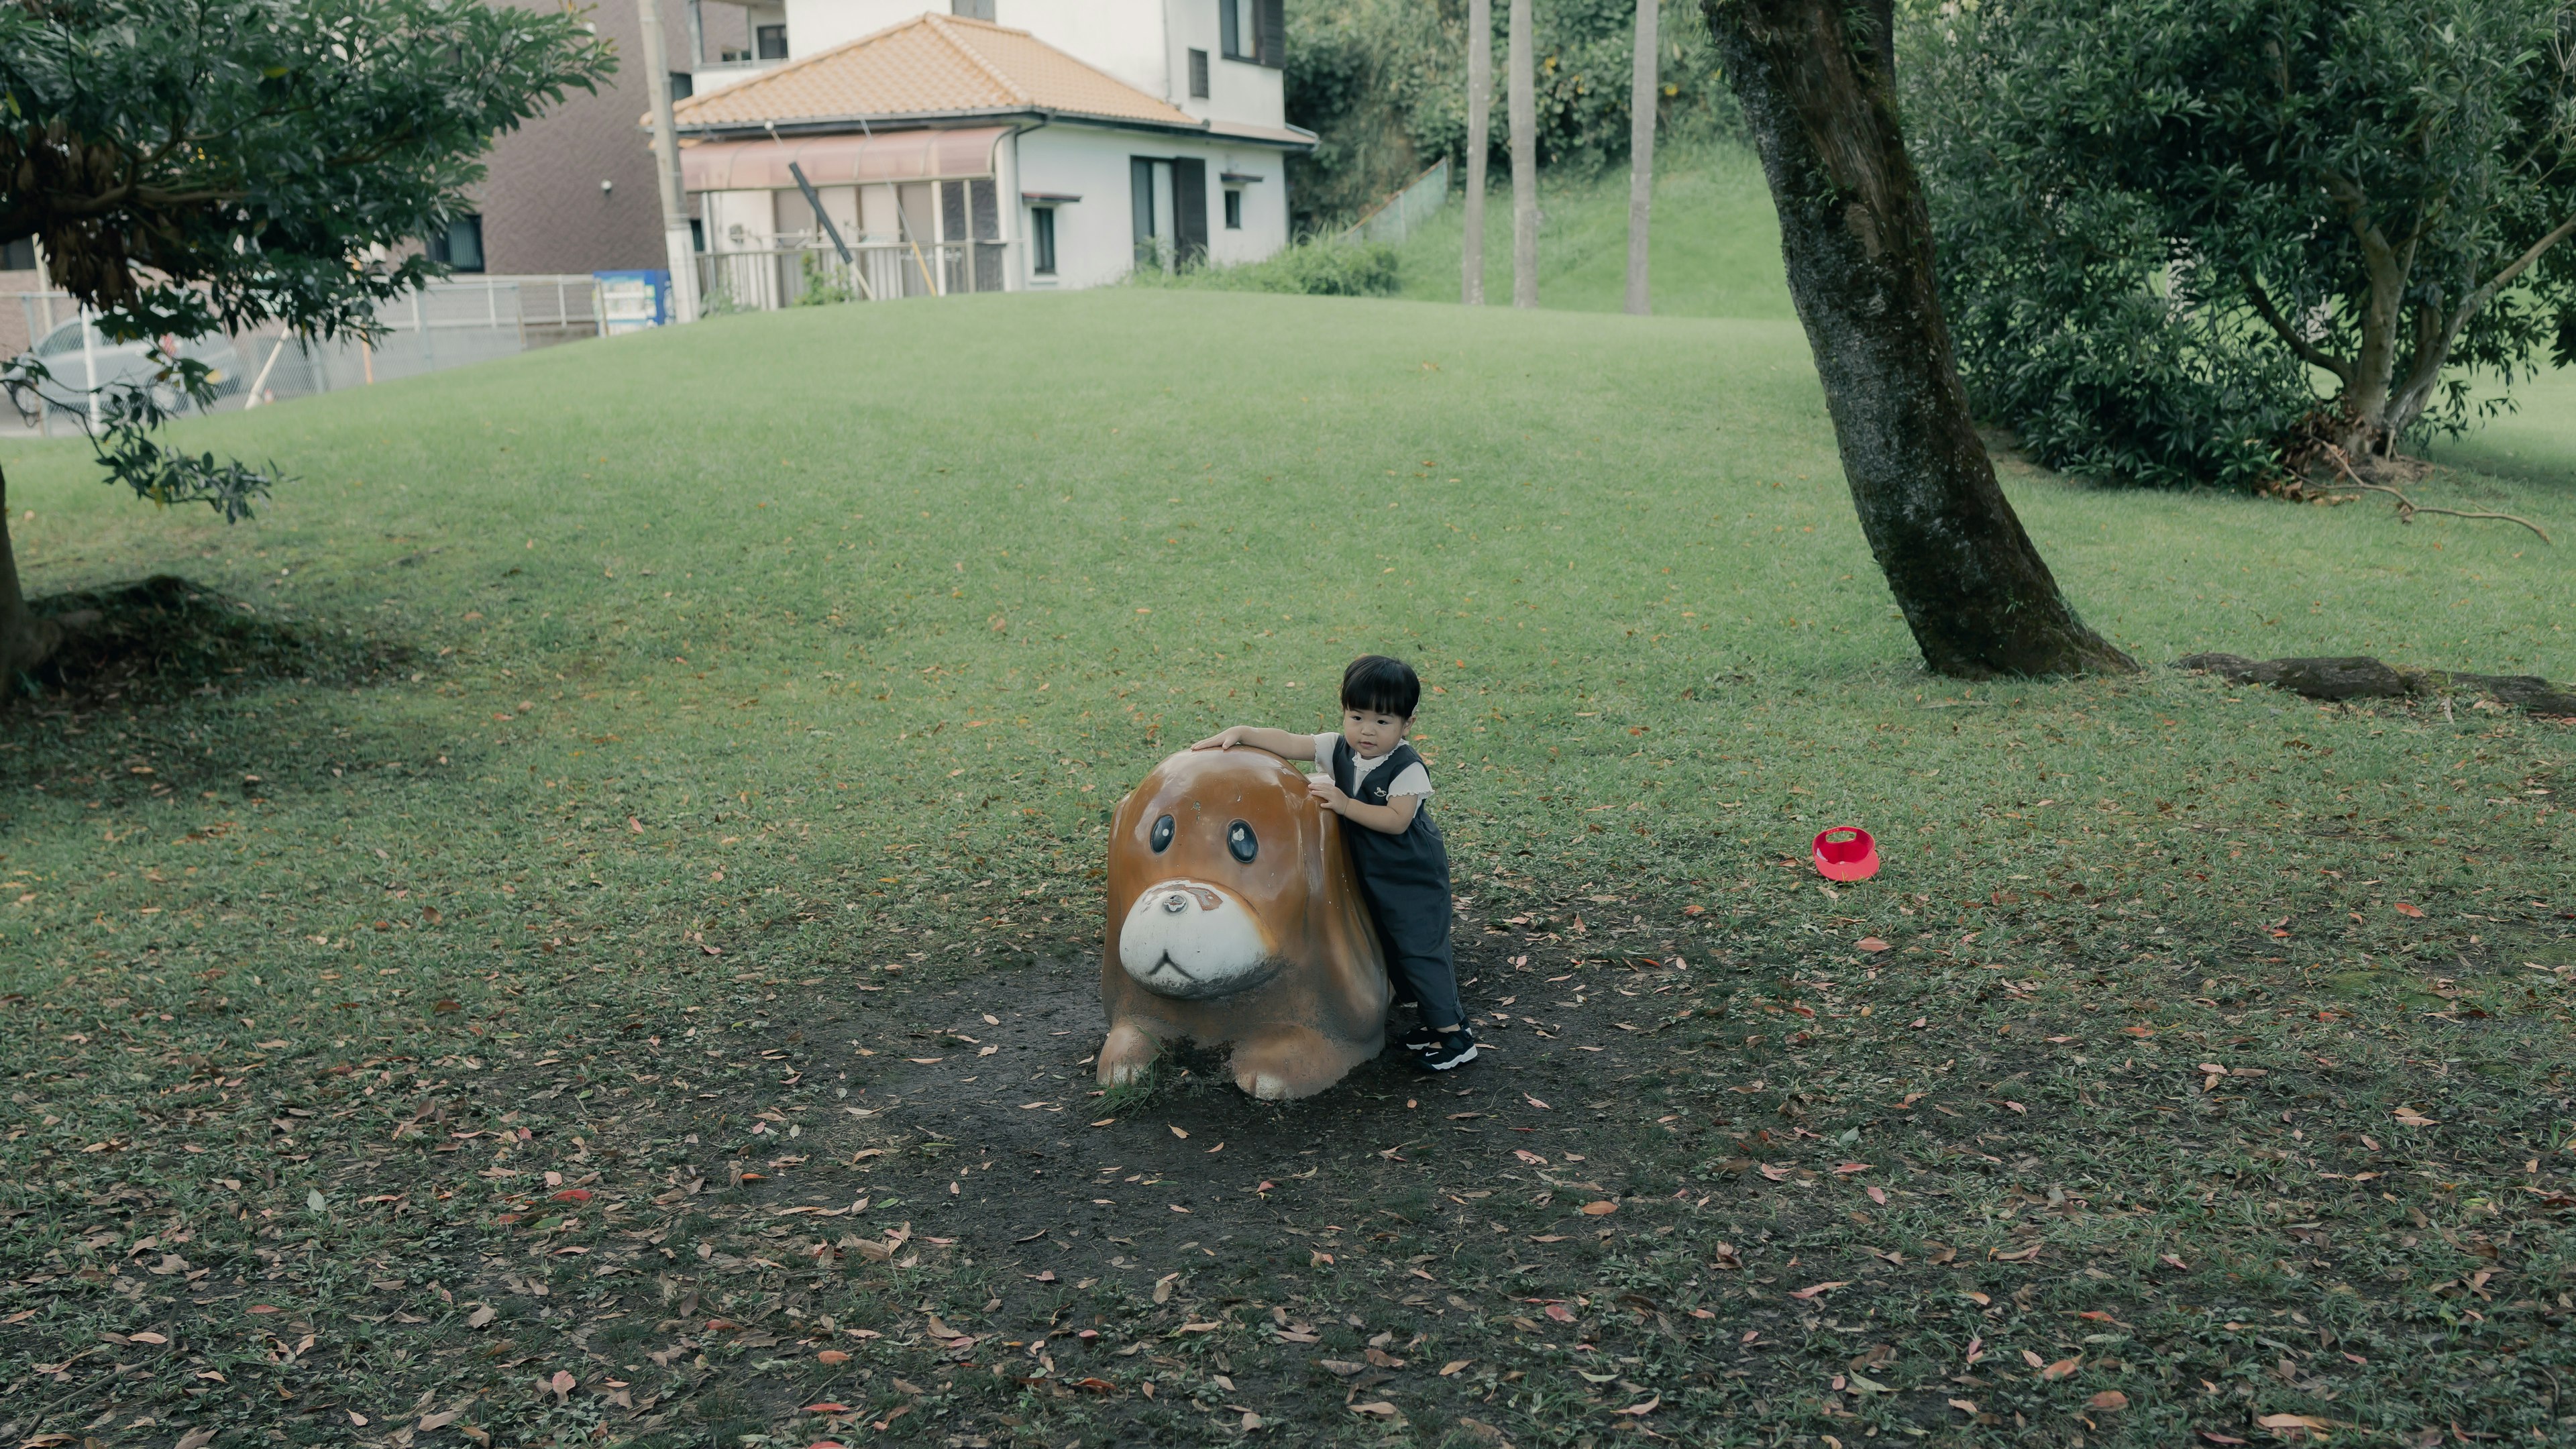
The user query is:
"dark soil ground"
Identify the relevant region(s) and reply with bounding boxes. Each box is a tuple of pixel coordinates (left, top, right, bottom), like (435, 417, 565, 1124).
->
(16, 865, 2568, 1449)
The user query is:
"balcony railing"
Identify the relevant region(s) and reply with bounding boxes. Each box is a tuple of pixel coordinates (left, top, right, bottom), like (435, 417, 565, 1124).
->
(695, 240, 1011, 312)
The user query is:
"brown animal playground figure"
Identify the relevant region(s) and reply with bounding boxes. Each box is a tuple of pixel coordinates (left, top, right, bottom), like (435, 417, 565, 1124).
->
(1096, 745, 1391, 1099)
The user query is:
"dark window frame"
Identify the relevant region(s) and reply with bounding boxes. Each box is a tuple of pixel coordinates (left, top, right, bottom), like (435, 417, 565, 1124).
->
(951, 0, 996, 17)
(1223, 189, 1242, 230)
(1254, 0, 1284, 68)
(1032, 207, 1057, 275)
(0, 235, 37, 271)
(753, 23, 787, 60)
(426, 214, 485, 273)
(1187, 48, 1210, 99)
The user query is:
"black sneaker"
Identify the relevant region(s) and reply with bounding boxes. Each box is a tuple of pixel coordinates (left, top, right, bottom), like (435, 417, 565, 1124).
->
(1396, 1021, 1446, 1051)
(1410, 1027, 1479, 1072)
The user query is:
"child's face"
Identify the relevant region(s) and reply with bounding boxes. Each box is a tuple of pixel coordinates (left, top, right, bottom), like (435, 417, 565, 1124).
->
(1342, 706, 1411, 759)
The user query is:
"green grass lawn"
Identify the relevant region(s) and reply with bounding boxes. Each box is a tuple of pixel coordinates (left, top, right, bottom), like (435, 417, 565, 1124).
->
(1, 280, 2572, 1449)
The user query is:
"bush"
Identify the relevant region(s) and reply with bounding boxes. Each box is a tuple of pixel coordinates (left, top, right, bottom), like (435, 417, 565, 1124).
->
(1128, 238, 1401, 298)
(1907, 0, 2576, 487)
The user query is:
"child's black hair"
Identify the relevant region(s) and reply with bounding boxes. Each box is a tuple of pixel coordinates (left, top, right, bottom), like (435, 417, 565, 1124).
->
(1341, 655, 1421, 718)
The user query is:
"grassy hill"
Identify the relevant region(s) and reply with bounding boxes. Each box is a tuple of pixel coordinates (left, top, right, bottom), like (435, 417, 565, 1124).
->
(1, 287, 2571, 1448)
(1389, 143, 1796, 319)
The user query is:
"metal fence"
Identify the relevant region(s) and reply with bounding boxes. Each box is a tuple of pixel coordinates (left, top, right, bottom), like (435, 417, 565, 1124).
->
(8, 276, 605, 432)
(696, 240, 1010, 312)
(1341, 158, 1451, 247)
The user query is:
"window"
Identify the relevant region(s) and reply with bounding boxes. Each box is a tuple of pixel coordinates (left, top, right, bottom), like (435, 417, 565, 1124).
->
(1032, 208, 1057, 275)
(951, 0, 996, 17)
(1223, 189, 1242, 229)
(0, 235, 36, 271)
(426, 215, 485, 273)
(667, 70, 694, 101)
(754, 24, 787, 60)
(1226, 0, 1283, 67)
(1187, 48, 1210, 99)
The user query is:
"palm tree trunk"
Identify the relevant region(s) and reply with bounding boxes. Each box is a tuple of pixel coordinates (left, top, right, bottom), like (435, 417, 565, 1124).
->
(1507, 0, 1538, 309)
(1625, 0, 1658, 316)
(1702, 0, 2135, 678)
(1462, 0, 1492, 306)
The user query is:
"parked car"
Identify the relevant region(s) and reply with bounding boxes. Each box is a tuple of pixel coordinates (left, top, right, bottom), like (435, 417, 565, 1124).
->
(6, 318, 245, 420)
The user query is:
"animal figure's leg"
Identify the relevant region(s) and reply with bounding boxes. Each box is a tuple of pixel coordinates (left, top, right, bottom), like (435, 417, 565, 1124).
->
(1097, 1021, 1161, 1087)
(1232, 1022, 1375, 1101)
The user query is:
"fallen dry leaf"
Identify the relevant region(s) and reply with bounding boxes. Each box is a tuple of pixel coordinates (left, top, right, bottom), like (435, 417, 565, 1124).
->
(1579, 1200, 1619, 1216)
(1613, 1394, 1660, 1415)
(1856, 937, 1890, 953)
(2394, 902, 2424, 918)
(2041, 1356, 2080, 1381)
(816, 1349, 851, 1364)
(1788, 1281, 1851, 1299)
(2088, 1390, 2129, 1410)
(1350, 1400, 1399, 1417)
(1439, 1358, 1471, 1377)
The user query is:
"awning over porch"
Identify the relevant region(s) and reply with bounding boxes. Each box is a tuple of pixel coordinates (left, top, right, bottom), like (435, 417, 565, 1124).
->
(680, 125, 1007, 192)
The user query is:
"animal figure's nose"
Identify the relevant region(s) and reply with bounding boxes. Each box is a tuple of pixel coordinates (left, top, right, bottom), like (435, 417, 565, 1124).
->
(1162, 892, 1189, 914)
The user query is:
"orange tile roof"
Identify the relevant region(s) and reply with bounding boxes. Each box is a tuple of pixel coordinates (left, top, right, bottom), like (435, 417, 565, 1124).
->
(670, 13, 1199, 132)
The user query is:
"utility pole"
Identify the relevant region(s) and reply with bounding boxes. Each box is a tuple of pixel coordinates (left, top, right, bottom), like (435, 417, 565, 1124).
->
(1462, 0, 1491, 305)
(1624, 0, 1656, 315)
(1507, 0, 1537, 308)
(635, 0, 700, 324)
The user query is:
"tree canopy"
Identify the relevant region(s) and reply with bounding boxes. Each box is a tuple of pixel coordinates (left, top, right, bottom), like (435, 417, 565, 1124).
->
(0, 0, 613, 684)
(1909, 0, 2576, 486)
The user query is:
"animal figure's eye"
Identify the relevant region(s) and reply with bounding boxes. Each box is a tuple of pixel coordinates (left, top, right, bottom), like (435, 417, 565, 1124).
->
(1149, 814, 1175, 853)
(1227, 820, 1257, 863)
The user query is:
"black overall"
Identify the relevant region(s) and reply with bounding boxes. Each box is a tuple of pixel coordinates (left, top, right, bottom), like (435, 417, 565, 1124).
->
(1331, 738, 1462, 1030)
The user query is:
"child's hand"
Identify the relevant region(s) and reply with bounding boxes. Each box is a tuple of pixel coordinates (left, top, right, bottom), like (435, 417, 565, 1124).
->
(1306, 775, 1348, 814)
(1192, 727, 1247, 751)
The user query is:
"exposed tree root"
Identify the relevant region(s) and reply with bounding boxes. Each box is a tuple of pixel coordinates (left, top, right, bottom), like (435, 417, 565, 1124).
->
(2175, 653, 2576, 718)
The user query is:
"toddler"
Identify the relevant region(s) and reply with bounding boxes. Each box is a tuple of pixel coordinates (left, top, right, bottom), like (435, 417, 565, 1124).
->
(1193, 655, 1474, 1071)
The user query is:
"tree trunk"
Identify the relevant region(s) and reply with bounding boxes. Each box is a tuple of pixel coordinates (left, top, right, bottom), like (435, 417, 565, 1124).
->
(1462, 0, 1492, 306)
(1507, 0, 1538, 309)
(0, 463, 64, 694)
(1625, 0, 1657, 316)
(1703, 0, 2135, 678)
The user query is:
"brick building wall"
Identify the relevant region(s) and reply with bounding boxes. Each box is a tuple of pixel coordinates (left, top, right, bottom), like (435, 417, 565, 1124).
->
(473, 0, 749, 276)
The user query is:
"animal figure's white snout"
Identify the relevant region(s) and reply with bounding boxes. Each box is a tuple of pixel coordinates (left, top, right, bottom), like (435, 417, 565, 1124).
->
(1118, 879, 1275, 1000)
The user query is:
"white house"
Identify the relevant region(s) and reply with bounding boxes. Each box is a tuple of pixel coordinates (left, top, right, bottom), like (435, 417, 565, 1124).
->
(667, 1, 1311, 303)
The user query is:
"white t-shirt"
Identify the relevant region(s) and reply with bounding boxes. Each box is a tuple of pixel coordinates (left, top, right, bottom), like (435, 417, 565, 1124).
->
(1311, 733, 1432, 798)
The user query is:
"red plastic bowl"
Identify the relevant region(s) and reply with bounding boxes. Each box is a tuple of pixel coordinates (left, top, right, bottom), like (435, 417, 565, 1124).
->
(1812, 826, 1880, 882)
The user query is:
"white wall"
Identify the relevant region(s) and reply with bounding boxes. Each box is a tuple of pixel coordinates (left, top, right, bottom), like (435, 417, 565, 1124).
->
(1159, 0, 1283, 133)
(1014, 122, 1288, 291)
(778, 1, 1286, 130)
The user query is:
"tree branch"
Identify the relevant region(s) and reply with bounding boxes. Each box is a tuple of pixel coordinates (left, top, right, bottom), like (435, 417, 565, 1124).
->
(2479, 212, 2576, 297)
(2316, 445, 2553, 545)
(2243, 275, 2353, 383)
